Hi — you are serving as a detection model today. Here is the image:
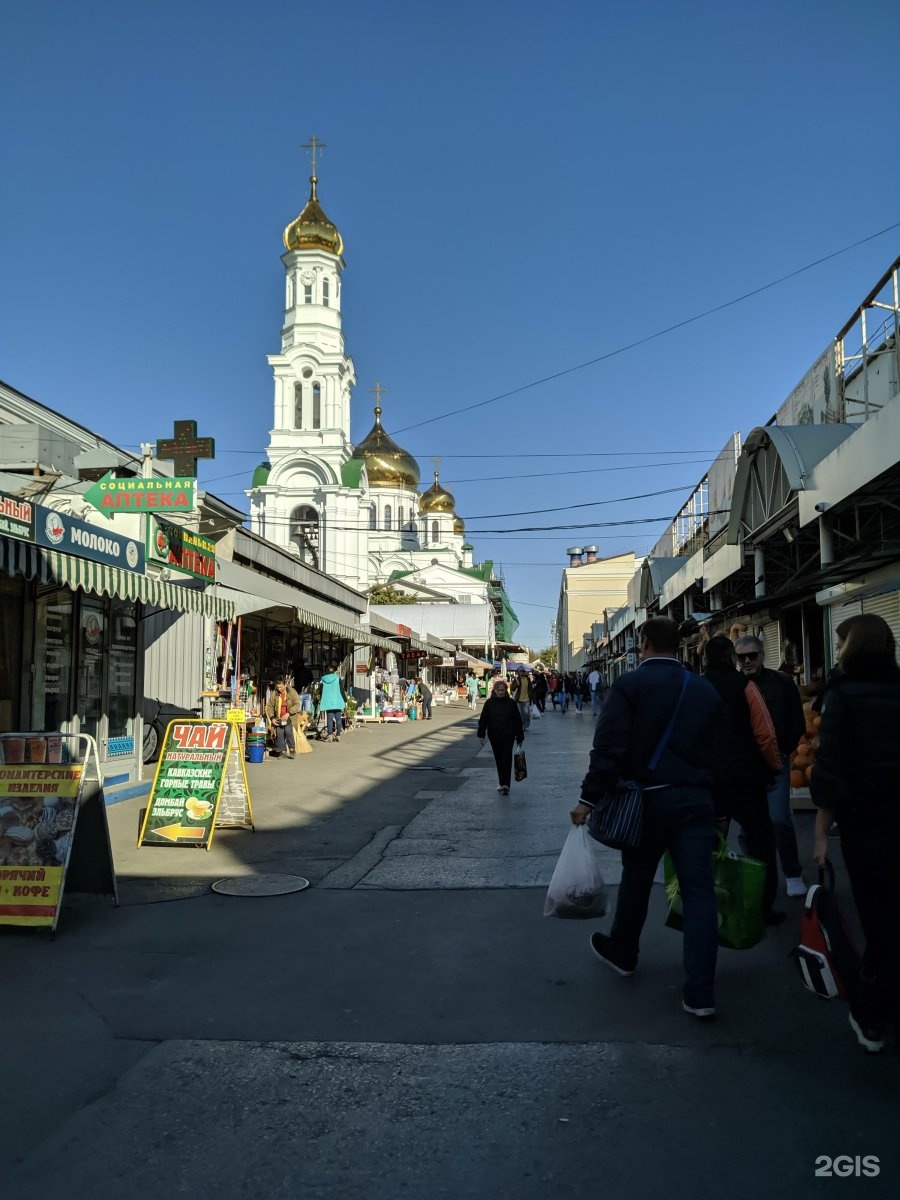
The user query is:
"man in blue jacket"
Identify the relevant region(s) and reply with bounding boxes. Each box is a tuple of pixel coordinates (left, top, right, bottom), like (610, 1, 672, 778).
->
(571, 617, 725, 1019)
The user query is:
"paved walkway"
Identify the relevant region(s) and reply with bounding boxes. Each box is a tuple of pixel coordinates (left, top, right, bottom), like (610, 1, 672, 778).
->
(5, 696, 899, 1200)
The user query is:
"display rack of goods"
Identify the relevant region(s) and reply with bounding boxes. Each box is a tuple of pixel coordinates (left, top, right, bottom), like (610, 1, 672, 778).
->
(790, 702, 822, 790)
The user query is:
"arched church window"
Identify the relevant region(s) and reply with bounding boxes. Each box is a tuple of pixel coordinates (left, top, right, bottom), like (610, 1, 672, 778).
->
(294, 383, 303, 428)
(290, 505, 320, 569)
(431, 520, 439, 543)
(323, 278, 330, 307)
(368, 506, 376, 531)
(312, 383, 321, 429)
(384, 505, 392, 531)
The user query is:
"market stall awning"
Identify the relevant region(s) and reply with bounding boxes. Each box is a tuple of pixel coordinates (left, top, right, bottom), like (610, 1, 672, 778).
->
(0, 536, 234, 620)
(214, 558, 395, 650)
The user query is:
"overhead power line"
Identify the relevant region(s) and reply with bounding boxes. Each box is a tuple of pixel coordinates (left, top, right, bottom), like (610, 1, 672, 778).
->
(391, 219, 900, 435)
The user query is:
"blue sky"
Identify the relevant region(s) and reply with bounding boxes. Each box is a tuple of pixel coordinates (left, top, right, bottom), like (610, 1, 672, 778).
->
(4, 0, 900, 649)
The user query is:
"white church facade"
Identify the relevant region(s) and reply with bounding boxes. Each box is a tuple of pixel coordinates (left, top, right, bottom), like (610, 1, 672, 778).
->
(247, 159, 470, 597)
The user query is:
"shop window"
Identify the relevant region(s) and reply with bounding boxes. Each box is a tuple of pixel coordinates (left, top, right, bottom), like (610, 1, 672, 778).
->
(294, 382, 303, 428)
(106, 599, 137, 745)
(291, 505, 320, 568)
(384, 505, 392, 531)
(312, 383, 321, 429)
(432, 520, 439, 543)
(76, 598, 106, 741)
(34, 587, 74, 732)
(323, 278, 330, 307)
(0, 574, 25, 731)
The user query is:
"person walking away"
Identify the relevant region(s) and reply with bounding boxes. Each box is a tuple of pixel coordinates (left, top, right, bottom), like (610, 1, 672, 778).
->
(557, 674, 569, 714)
(511, 667, 533, 731)
(532, 669, 549, 713)
(548, 673, 559, 710)
(319, 661, 348, 742)
(465, 672, 479, 710)
(416, 676, 433, 720)
(734, 635, 807, 896)
(811, 613, 900, 1053)
(702, 635, 783, 925)
(573, 672, 587, 715)
(265, 678, 301, 759)
(477, 678, 525, 795)
(294, 661, 315, 715)
(571, 617, 726, 1019)
(588, 666, 606, 719)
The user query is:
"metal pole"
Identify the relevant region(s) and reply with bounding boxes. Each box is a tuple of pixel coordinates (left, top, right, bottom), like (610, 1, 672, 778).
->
(754, 547, 765, 599)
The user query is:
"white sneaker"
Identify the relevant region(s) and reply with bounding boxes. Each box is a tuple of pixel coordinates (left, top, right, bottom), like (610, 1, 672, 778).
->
(786, 877, 807, 898)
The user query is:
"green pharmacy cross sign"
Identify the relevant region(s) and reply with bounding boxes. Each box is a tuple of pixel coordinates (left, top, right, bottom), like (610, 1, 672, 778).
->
(156, 420, 216, 477)
(84, 474, 196, 520)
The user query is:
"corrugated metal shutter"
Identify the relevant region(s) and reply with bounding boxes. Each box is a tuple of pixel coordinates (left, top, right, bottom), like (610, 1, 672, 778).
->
(143, 608, 208, 711)
(863, 591, 900, 646)
(761, 621, 781, 668)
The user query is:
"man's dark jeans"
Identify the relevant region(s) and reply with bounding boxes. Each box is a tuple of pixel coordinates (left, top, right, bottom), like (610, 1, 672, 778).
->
(609, 786, 717, 1008)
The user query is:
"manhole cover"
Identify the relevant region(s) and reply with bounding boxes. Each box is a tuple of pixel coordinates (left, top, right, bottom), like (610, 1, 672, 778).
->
(211, 874, 310, 897)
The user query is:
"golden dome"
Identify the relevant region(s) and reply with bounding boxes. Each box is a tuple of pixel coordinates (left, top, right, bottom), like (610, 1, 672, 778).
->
(453, 516, 465, 535)
(353, 406, 420, 489)
(283, 176, 344, 257)
(419, 470, 456, 514)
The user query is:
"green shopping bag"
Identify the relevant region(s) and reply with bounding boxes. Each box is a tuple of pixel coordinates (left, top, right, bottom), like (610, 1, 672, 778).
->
(664, 835, 765, 950)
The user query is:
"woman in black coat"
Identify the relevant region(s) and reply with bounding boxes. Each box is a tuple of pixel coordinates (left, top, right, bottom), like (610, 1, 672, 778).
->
(477, 678, 525, 795)
(811, 613, 900, 1054)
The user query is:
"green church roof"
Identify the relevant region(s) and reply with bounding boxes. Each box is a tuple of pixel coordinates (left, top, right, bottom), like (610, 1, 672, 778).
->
(251, 461, 271, 487)
(341, 457, 366, 488)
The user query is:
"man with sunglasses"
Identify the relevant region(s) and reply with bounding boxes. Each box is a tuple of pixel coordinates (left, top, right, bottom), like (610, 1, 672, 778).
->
(734, 636, 807, 897)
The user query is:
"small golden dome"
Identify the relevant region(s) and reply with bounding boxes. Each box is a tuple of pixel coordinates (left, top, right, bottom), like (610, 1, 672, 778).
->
(419, 470, 456, 514)
(283, 176, 344, 257)
(353, 406, 420, 489)
(453, 516, 465, 535)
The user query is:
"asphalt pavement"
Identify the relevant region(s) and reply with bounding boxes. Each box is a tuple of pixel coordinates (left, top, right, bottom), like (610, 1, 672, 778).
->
(5, 696, 899, 1199)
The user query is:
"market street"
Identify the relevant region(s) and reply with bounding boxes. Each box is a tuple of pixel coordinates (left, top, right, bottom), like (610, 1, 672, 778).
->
(5, 700, 900, 1200)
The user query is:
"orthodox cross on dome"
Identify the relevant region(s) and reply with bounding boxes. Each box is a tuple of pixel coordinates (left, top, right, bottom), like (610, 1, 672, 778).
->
(302, 135, 326, 177)
(156, 420, 216, 478)
(369, 381, 387, 420)
(431, 455, 442, 482)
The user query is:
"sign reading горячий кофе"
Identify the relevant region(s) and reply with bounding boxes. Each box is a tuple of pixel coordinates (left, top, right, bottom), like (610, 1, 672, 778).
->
(84, 473, 195, 520)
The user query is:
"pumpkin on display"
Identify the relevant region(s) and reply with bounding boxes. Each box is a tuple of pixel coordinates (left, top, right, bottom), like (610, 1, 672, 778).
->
(790, 768, 806, 788)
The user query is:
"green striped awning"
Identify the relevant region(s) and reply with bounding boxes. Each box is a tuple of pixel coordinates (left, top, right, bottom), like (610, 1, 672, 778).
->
(39, 550, 234, 619)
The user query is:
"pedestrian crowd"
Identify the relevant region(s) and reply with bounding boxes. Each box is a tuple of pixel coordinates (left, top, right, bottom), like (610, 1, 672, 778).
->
(561, 613, 900, 1054)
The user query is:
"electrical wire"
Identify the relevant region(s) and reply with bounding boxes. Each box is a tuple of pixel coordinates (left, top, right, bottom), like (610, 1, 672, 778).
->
(391, 219, 900, 435)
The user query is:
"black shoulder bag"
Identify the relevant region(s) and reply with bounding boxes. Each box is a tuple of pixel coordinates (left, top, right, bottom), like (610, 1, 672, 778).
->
(588, 672, 690, 851)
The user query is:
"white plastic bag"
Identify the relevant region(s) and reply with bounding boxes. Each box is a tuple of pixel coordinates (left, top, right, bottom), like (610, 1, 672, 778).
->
(530, 704, 542, 720)
(543, 825, 608, 919)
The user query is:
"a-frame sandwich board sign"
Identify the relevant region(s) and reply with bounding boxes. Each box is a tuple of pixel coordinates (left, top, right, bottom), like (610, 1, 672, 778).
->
(0, 733, 117, 935)
(138, 719, 254, 849)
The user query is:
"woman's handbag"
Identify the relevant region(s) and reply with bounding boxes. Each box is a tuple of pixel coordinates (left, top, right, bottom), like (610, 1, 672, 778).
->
(514, 748, 527, 781)
(664, 834, 766, 950)
(588, 673, 690, 851)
